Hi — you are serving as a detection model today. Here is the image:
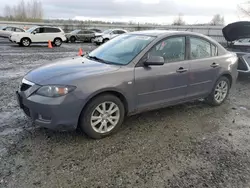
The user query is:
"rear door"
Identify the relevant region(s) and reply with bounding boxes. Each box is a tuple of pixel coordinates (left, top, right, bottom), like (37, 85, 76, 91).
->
(44, 27, 61, 41)
(77, 30, 86, 41)
(135, 36, 190, 110)
(187, 36, 220, 99)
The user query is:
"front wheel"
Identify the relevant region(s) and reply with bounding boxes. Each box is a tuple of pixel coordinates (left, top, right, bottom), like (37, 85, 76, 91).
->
(79, 94, 125, 139)
(54, 38, 62, 47)
(206, 76, 230, 106)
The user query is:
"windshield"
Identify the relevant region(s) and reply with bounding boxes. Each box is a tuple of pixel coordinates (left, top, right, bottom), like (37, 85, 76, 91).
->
(88, 34, 155, 65)
(26, 26, 38, 33)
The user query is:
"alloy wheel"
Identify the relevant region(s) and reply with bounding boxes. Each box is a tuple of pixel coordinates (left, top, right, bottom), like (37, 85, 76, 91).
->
(90, 101, 120, 134)
(214, 80, 228, 103)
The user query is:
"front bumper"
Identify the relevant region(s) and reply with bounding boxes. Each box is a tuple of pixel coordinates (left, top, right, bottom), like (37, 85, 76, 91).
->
(16, 81, 83, 131)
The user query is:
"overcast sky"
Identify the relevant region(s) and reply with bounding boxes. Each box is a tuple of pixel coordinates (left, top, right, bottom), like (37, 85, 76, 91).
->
(1, 0, 249, 24)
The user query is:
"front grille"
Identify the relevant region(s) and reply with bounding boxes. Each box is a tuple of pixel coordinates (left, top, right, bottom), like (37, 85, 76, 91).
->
(20, 83, 32, 91)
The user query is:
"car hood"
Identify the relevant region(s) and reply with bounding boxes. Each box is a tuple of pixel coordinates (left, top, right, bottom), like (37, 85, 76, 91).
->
(24, 56, 121, 85)
(222, 21, 250, 42)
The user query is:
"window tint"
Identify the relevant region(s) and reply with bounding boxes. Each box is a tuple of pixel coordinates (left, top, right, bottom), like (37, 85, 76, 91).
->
(117, 30, 125, 34)
(148, 37, 185, 63)
(190, 37, 211, 59)
(45, 27, 60, 33)
(85, 31, 93, 34)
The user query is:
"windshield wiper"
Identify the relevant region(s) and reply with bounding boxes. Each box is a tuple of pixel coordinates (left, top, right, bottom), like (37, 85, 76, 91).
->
(87, 55, 109, 64)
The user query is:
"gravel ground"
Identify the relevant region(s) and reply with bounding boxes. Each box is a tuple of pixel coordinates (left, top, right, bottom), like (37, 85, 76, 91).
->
(1, 38, 250, 188)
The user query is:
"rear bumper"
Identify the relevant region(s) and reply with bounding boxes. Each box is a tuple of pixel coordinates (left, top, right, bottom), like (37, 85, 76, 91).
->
(16, 89, 84, 131)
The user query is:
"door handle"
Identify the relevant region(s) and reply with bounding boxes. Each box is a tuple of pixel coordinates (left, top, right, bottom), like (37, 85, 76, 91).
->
(211, 62, 219, 68)
(176, 67, 188, 73)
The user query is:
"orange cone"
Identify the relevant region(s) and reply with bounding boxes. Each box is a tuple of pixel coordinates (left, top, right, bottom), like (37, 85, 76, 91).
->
(48, 40, 53, 48)
(78, 48, 83, 56)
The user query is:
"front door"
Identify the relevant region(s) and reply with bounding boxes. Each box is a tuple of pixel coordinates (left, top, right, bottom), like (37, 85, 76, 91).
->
(31, 27, 47, 42)
(135, 36, 190, 110)
(187, 36, 220, 99)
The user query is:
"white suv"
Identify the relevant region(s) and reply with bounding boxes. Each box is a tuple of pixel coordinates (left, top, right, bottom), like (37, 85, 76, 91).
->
(94, 29, 128, 45)
(10, 26, 67, 47)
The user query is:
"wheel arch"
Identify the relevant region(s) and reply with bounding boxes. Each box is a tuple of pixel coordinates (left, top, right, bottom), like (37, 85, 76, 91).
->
(219, 72, 233, 87)
(77, 89, 129, 127)
(21, 37, 32, 43)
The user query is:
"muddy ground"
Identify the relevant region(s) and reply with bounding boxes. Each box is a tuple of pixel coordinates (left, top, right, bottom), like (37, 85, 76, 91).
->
(1, 38, 250, 188)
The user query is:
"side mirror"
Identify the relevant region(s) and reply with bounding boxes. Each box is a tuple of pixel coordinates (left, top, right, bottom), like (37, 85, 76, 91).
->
(32, 31, 37, 34)
(144, 56, 164, 66)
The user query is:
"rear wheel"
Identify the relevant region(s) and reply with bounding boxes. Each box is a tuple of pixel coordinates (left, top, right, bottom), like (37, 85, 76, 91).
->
(70, 36, 76, 43)
(206, 76, 230, 106)
(79, 94, 125, 139)
(21, 38, 31, 47)
(54, 38, 62, 47)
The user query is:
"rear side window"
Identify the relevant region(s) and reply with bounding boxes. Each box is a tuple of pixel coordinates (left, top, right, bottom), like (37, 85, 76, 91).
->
(45, 27, 61, 33)
(190, 37, 211, 59)
(14, 28, 23, 32)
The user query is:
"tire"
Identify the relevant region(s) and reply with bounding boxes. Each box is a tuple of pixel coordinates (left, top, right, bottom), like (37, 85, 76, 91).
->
(103, 38, 109, 43)
(54, 38, 62, 47)
(70, 36, 76, 43)
(90, 38, 95, 43)
(79, 94, 125, 139)
(21, 38, 31, 47)
(206, 76, 230, 106)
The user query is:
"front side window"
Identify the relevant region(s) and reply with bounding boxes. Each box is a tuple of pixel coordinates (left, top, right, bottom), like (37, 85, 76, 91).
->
(148, 37, 185, 63)
(88, 34, 155, 65)
(190, 37, 211, 59)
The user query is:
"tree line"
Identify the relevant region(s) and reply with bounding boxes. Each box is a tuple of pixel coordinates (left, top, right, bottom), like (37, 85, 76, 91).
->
(3, 0, 43, 22)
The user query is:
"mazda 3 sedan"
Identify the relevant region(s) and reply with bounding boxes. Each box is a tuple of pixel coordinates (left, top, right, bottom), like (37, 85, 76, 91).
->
(16, 30, 238, 139)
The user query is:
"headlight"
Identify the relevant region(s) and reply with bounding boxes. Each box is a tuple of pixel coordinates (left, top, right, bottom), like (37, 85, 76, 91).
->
(36, 85, 76, 97)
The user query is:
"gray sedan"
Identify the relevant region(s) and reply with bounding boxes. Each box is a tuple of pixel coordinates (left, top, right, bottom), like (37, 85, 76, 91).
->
(16, 30, 238, 139)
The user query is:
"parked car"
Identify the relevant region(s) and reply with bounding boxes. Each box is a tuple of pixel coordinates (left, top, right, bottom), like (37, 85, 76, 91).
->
(0, 26, 25, 38)
(65, 29, 96, 43)
(16, 30, 238, 139)
(223, 21, 250, 74)
(9, 26, 67, 47)
(93, 29, 128, 45)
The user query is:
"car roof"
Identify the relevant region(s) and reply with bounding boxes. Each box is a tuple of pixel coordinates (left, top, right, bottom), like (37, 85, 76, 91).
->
(129, 30, 206, 37)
